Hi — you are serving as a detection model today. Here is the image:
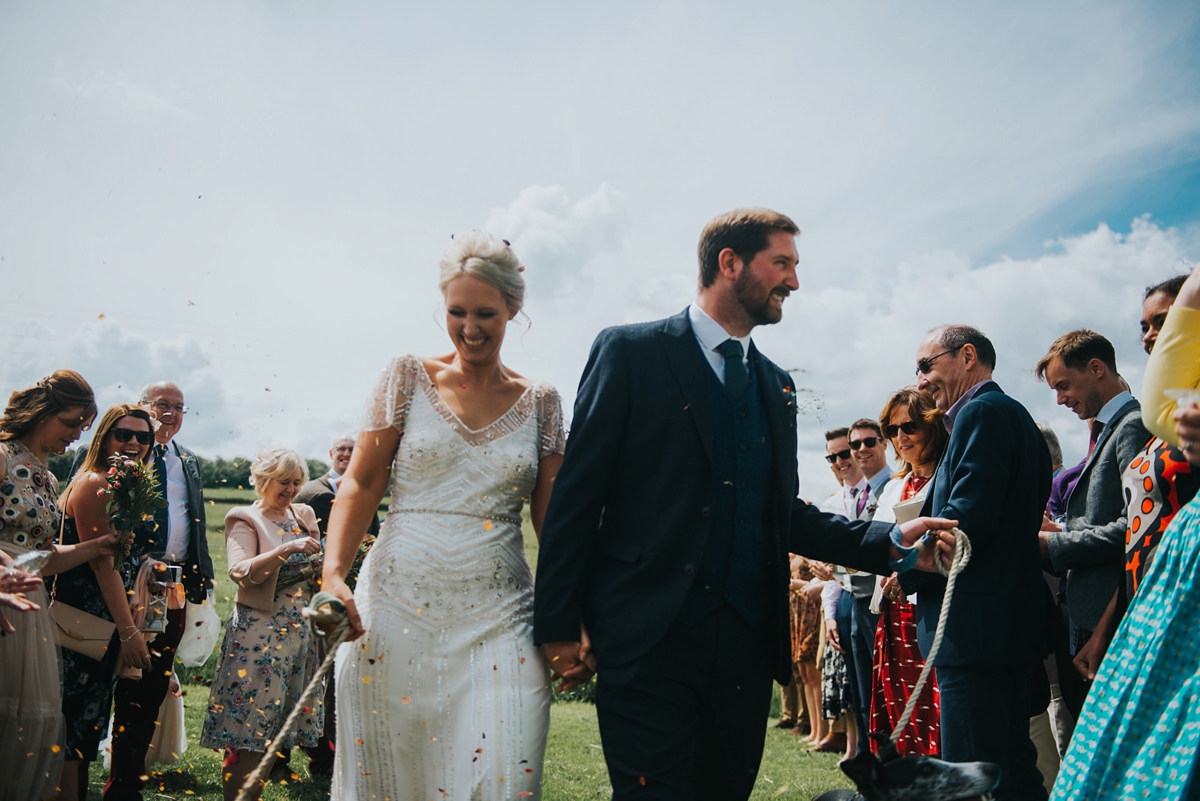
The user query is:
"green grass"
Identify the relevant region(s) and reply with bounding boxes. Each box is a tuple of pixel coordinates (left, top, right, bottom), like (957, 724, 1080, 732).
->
(84, 497, 852, 799)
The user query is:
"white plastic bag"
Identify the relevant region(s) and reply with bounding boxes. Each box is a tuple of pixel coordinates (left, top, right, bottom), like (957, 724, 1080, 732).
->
(175, 595, 221, 668)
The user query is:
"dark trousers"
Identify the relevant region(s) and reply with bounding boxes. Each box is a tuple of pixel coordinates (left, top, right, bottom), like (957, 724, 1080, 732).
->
(595, 605, 775, 801)
(104, 605, 186, 801)
(848, 595, 878, 752)
(938, 664, 1047, 801)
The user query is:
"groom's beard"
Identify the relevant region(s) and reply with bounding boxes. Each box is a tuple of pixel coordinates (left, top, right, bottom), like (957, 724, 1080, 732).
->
(733, 267, 784, 327)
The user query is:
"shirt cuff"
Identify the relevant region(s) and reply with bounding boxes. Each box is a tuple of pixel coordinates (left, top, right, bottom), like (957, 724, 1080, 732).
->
(888, 524, 919, 572)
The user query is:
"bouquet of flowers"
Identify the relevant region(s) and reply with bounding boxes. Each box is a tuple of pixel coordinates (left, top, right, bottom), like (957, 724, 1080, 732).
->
(99, 454, 168, 576)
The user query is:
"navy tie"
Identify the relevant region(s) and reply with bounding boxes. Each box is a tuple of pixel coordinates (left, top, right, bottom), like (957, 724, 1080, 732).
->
(716, 339, 749, 399)
(152, 443, 170, 554)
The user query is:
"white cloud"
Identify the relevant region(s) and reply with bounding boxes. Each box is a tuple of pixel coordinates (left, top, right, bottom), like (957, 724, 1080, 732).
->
(53, 68, 192, 118)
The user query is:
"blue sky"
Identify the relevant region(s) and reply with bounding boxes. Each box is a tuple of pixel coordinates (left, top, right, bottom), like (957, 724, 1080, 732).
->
(1, 1, 1198, 496)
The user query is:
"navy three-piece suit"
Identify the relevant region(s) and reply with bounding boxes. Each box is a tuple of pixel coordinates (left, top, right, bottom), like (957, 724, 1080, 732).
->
(534, 309, 897, 800)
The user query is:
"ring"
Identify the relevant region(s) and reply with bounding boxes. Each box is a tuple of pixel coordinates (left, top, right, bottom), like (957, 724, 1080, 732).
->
(1184, 439, 1194, 454)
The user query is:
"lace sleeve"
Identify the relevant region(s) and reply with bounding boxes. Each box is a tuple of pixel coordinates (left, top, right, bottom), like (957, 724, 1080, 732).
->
(360, 355, 421, 433)
(534, 383, 566, 459)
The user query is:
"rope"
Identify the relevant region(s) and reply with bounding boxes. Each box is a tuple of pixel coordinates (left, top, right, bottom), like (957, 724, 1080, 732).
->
(889, 527, 971, 746)
(235, 592, 352, 801)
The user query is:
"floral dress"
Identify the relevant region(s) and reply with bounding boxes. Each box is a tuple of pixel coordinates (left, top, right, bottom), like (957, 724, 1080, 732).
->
(0, 440, 63, 800)
(200, 514, 323, 753)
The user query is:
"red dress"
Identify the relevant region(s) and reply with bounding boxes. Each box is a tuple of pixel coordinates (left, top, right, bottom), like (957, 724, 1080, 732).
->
(868, 474, 940, 756)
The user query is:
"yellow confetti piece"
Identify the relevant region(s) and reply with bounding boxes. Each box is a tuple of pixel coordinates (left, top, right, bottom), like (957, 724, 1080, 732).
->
(51, 745, 61, 754)
(483, 520, 494, 531)
(237, 669, 247, 678)
(362, 676, 371, 683)
(402, 696, 411, 704)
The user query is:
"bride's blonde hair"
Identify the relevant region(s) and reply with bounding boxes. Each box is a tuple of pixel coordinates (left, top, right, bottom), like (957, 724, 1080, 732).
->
(438, 231, 525, 314)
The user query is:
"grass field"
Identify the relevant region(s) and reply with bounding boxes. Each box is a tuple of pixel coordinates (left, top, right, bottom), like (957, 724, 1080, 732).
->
(84, 490, 852, 799)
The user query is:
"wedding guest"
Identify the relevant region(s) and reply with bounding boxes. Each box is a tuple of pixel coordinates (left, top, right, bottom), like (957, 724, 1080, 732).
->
(906, 325, 1052, 801)
(814, 428, 861, 758)
(869, 388, 946, 756)
(786, 555, 826, 744)
(105, 382, 213, 801)
(0, 371, 118, 801)
(1037, 423, 1065, 476)
(54, 405, 159, 801)
(1069, 276, 1199, 682)
(1036, 331, 1148, 657)
(844, 419, 887, 753)
(200, 448, 323, 801)
(1052, 266, 1200, 799)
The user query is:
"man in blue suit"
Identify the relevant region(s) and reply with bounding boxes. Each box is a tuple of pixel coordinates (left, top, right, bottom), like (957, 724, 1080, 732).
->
(905, 325, 1053, 801)
(533, 208, 958, 801)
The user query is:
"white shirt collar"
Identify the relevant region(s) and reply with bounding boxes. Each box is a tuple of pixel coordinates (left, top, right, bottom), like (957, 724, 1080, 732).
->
(688, 304, 751, 358)
(1095, 390, 1133, 426)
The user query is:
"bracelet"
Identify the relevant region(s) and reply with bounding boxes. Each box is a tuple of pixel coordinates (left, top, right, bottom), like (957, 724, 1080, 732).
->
(120, 630, 140, 644)
(119, 625, 138, 634)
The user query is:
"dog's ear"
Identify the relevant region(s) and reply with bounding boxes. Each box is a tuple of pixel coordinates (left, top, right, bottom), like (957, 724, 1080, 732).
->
(871, 734, 901, 764)
(840, 750, 887, 794)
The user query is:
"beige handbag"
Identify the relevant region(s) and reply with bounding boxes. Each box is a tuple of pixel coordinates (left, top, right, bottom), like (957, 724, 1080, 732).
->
(49, 509, 117, 662)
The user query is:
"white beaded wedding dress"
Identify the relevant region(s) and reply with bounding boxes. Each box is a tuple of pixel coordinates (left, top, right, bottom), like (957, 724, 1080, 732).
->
(333, 355, 564, 801)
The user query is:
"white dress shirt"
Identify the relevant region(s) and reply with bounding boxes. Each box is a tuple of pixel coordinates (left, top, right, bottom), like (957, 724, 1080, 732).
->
(688, 304, 751, 385)
(158, 440, 192, 562)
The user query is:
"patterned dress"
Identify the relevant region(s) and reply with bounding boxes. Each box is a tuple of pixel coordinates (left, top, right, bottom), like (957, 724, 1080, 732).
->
(0, 440, 63, 800)
(333, 355, 565, 801)
(1122, 435, 1199, 599)
(868, 474, 939, 756)
(200, 512, 323, 753)
(789, 561, 821, 664)
(1052, 496, 1200, 799)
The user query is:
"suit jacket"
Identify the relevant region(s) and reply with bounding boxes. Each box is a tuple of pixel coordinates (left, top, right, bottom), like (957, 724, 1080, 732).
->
(68, 440, 213, 604)
(900, 381, 1051, 667)
(533, 309, 896, 683)
(1046, 397, 1148, 632)
(294, 472, 381, 539)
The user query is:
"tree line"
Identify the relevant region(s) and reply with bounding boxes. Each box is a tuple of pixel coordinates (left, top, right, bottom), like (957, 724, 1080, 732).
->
(47, 449, 329, 491)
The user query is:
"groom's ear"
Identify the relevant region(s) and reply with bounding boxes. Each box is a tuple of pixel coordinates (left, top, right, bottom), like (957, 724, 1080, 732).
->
(716, 247, 741, 281)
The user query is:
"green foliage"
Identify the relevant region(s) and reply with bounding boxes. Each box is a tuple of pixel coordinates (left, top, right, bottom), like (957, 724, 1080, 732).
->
(306, 458, 330, 479)
(195, 455, 252, 489)
(46, 447, 78, 484)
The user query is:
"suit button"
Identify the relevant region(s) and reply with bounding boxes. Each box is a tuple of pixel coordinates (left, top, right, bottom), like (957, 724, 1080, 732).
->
(738, 517, 746, 526)
(684, 564, 695, 575)
(737, 411, 747, 419)
(701, 507, 711, 517)
(739, 444, 748, 453)
(739, 481, 746, 488)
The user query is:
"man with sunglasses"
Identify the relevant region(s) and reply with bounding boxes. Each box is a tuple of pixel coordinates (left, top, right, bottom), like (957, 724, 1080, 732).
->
(906, 326, 1053, 801)
(103, 382, 213, 801)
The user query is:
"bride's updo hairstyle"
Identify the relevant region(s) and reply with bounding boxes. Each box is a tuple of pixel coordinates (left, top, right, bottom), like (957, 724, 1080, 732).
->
(438, 231, 525, 315)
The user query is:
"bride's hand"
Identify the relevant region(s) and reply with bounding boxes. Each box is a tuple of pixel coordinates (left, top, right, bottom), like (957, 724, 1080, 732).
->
(320, 576, 364, 641)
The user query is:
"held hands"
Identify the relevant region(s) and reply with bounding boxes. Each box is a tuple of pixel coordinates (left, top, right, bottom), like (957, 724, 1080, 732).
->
(897, 516, 960, 573)
(542, 621, 598, 692)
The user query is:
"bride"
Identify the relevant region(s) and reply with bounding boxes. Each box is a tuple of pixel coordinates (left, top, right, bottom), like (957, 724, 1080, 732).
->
(321, 232, 576, 800)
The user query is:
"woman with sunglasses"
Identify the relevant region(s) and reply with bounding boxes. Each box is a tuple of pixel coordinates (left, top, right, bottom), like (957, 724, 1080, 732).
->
(0, 372, 127, 801)
(52, 404, 159, 800)
(867, 388, 948, 756)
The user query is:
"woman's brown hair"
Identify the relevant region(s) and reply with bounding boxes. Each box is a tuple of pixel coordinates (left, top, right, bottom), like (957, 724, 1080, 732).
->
(0, 370, 97, 441)
(878, 387, 948, 478)
(61, 404, 155, 505)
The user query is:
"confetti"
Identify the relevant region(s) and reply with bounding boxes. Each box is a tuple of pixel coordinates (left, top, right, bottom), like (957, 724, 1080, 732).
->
(483, 520, 494, 531)
(237, 669, 247, 678)
(401, 696, 411, 704)
(362, 676, 371, 684)
(51, 745, 61, 754)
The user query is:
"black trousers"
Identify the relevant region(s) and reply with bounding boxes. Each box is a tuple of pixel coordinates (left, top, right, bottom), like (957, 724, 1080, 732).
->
(938, 664, 1047, 801)
(595, 606, 775, 801)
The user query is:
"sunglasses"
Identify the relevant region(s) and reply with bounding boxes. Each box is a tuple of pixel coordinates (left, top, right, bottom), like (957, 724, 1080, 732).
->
(915, 347, 962, 376)
(824, 449, 852, 464)
(849, 436, 880, 451)
(110, 428, 154, 445)
(883, 422, 921, 439)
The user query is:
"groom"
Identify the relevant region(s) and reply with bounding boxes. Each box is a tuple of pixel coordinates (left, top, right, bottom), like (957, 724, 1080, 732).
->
(534, 208, 957, 800)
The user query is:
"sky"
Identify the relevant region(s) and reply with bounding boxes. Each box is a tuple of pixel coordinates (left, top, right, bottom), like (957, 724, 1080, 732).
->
(2, 1, 1199, 499)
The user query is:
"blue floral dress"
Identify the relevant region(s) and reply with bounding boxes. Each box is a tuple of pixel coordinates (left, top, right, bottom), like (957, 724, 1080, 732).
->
(200, 514, 323, 753)
(1052, 495, 1200, 799)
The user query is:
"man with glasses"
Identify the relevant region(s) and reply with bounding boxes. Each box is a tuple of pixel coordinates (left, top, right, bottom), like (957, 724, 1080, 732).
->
(905, 326, 1053, 801)
(103, 382, 213, 801)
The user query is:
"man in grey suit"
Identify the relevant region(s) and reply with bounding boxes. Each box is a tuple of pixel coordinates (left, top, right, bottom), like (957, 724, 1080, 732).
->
(1036, 330, 1149, 652)
(296, 434, 380, 538)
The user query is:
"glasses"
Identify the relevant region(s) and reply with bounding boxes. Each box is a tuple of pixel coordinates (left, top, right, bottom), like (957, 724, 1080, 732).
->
(849, 436, 880, 451)
(915, 347, 961, 376)
(110, 428, 155, 445)
(824, 449, 852, 464)
(142, 400, 188, 416)
(883, 422, 921, 439)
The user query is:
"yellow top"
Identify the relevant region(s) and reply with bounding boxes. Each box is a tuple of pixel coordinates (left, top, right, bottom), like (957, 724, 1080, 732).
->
(1142, 304, 1200, 445)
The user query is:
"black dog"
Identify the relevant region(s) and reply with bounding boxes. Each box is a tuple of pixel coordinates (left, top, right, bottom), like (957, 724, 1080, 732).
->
(814, 737, 1000, 801)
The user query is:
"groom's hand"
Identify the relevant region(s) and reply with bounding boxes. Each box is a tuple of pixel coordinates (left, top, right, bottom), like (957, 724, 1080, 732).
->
(896, 516, 959, 573)
(541, 641, 593, 691)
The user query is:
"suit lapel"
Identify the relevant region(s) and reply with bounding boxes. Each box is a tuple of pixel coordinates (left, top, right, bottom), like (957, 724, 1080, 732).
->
(657, 310, 717, 473)
(753, 344, 794, 492)
(1069, 398, 1139, 502)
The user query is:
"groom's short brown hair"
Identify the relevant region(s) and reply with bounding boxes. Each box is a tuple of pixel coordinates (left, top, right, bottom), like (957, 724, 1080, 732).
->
(697, 208, 799, 288)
